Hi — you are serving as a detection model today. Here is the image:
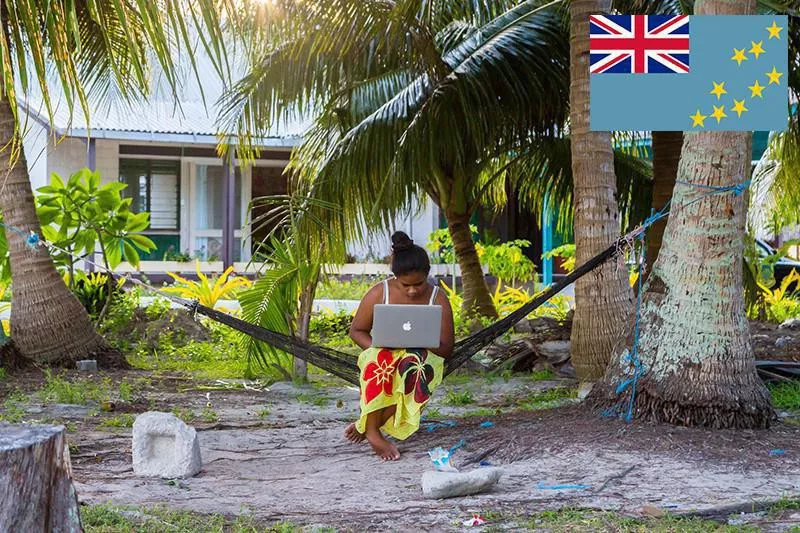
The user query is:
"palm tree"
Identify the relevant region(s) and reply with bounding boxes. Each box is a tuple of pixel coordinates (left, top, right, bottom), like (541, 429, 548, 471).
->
(0, 0, 233, 365)
(218, 0, 571, 320)
(567, 0, 634, 380)
(592, 0, 775, 429)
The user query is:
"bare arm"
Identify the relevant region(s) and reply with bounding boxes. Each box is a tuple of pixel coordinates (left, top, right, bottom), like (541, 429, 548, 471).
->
(431, 290, 455, 358)
(349, 284, 382, 350)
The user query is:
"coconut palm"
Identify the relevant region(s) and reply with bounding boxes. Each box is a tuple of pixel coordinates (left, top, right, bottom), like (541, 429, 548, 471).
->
(218, 0, 572, 320)
(592, 0, 776, 429)
(0, 0, 235, 365)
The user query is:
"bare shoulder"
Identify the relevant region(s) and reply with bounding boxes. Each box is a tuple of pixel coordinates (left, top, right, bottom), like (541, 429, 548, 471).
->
(362, 282, 385, 303)
(434, 287, 452, 309)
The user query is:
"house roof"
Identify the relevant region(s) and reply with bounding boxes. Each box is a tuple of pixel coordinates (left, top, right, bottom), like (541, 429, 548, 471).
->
(20, 96, 307, 146)
(18, 47, 309, 147)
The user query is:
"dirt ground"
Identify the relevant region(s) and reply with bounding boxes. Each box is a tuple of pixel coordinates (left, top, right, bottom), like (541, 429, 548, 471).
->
(2, 366, 794, 531)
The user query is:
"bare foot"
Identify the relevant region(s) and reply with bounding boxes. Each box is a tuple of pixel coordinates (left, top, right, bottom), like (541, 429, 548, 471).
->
(366, 430, 400, 461)
(344, 422, 366, 443)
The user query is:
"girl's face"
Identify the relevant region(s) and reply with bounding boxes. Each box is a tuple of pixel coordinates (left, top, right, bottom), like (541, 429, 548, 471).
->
(395, 271, 428, 299)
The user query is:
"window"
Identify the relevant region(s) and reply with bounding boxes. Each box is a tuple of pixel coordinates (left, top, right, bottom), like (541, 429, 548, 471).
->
(119, 159, 181, 230)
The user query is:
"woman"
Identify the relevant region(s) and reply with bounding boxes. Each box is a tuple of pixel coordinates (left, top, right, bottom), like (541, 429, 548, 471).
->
(344, 231, 455, 461)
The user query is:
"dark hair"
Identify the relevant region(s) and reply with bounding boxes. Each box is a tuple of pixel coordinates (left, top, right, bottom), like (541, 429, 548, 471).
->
(390, 231, 430, 276)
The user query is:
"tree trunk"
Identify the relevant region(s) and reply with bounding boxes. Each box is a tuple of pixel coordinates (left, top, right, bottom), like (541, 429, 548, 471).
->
(446, 211, 498, 320)
(0, 98, 121, 367)
(0, 424, 83, 532)
(592, 128, 773, 428)
(646, 132, 682, 270)
(568, 0, 634, 381)
(293, 282, 314, 382)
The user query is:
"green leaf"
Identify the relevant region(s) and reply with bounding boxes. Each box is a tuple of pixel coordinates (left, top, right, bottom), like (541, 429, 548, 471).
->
(125, 212, 150, 232)
(49, 173, 65, 191)
(128, 233, 156, 252)
(122, 240, 140, 268)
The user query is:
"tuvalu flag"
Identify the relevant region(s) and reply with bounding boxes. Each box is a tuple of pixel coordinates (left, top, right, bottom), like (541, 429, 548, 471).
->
(590, 15, 788, 131)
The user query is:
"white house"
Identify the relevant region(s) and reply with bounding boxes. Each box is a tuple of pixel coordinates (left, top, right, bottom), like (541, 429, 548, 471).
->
(18, 67, 440, 274)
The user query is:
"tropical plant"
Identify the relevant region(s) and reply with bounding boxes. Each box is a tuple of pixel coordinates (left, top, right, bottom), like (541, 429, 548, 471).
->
(0, 0, 236, 366)
(542, 243, 576, 274)
(163, 263, 252, 309)
(756, 269, 800, 323)
(237, 186, 346, 380)
(37, 169, 156, 280)
(219, 0, 575, 321)
(68, 272, 126, 318)
(594, 0, 774, 429)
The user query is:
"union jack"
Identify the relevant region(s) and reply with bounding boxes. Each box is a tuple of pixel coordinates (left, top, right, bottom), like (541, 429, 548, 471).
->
(590, 14, 690, 74)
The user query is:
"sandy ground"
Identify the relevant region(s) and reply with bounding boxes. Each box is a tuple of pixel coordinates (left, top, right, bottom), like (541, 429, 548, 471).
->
(57, 376, 800, 531)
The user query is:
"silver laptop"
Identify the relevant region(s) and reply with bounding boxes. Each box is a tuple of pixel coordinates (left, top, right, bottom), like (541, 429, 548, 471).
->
(371, 304, 442, 349)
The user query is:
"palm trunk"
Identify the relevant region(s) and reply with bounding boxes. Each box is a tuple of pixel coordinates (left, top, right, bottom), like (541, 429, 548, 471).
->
(446, 211, 498, 320)
(293, 281, 314, 382)
(646, 132, 682, 270)
(592, 129, 773, 428)
(0, 98, 120, 366)
(568, 0, 634, 381)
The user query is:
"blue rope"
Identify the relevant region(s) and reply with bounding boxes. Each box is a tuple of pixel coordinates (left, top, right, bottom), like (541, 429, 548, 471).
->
(0, 220, 41, 250)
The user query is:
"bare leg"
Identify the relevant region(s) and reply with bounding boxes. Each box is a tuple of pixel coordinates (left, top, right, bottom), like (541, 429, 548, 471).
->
(365, 407, 400, 461)
(345, 405, 396, 444)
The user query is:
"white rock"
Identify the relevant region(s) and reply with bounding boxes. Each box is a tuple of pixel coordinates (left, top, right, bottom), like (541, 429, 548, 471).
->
(779, 318, 800, 330)
(421, 467, 502, 499)
(577, 381, 594, 401)
(132, 412, 202, 478)
(536, 340, 571, 365)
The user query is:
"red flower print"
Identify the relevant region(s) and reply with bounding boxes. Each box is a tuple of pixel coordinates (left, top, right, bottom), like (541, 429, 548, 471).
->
(397, 349, 435, 404)
(363, 349, 396, 404)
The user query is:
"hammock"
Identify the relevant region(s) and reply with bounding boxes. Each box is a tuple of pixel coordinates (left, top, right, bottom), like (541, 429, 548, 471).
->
(179, 240, 620, 386)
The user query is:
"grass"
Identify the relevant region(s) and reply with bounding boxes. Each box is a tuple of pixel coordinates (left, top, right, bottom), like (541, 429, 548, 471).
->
(515, 507, 756, 532)
(463, 407, 503, 417)
(295, 393, 330, 407)
(81, 504, 315, 532)
(98, 414, 135, 429)
(0, 367, 7, 380)
(256, 408, 271, 419)
(768, 381, 800, 412)
(0, 390, 27, 423)
(443, 389, 475, 406)
(530, 368, 557, 381)
(519, 386, 578, 410)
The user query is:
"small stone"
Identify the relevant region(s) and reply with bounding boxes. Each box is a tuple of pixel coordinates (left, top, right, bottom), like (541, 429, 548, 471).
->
(528, 317, 559, 332)
(513, 320, 532, 333)
(421, 467, 502, 499)
(577, 382, 594, 401)
(536, 340, 571, 365)
(775, 336, 793, 348)
(76, 360, 97, 372)
(778, 318, 800, 330)
(132, 412, 202, 479)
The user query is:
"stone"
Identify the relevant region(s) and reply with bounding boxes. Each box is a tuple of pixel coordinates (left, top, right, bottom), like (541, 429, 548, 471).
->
(421, 467, 502, 499)
(536, 340, 571, 365)
(513, 319, 532, 333)
(132, 412, 202, 478)
(778, 318, 800, 330)
(577, 381, 594, 401)
(775, 336, 793, 348)
(76, 359, 98, 372)
(528, 317, 559, 332)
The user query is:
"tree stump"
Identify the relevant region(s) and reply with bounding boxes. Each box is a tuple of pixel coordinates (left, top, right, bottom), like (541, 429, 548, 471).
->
(0, 424, 82, 532)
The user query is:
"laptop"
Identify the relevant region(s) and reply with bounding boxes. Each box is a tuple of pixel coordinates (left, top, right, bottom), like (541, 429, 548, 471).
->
(371, 304, 442, 349)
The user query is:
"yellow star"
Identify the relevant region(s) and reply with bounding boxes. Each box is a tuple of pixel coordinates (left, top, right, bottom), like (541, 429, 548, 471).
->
(711, 105, 727, 123)
(766, 66, 783, 85)
(767, 20, 783, 39)
(690, 109, 707, 128)
(731, 99, 748, 117)
(731, 48, 748, 66)
(748, 79, 765, 98)
(709, 81, 727, 99)
(749, 40, 765, 59)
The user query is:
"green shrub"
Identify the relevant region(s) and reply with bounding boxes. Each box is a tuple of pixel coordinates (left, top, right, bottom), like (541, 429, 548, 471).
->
(315, 276, 379, 300)
(309, 309, 353, 347)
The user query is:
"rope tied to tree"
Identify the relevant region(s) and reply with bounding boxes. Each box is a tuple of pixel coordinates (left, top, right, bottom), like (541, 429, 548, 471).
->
(606, 179, 752, 421)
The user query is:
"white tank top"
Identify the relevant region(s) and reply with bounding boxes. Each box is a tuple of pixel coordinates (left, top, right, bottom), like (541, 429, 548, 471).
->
(383, 278, 438, 305)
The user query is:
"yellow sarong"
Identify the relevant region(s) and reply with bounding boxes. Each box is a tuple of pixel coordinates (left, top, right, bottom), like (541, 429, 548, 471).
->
(354, 347, 445, 440)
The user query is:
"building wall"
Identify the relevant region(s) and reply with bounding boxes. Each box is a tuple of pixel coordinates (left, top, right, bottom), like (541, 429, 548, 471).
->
(347, 198, 440, 262)
(19, 116, 50, 191)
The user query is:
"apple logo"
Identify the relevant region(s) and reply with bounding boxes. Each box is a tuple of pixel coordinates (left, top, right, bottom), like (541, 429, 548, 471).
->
(402, 321, 412, 331)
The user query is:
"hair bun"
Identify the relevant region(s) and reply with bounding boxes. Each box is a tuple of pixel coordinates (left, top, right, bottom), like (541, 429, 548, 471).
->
(391, 231, 414, 253)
